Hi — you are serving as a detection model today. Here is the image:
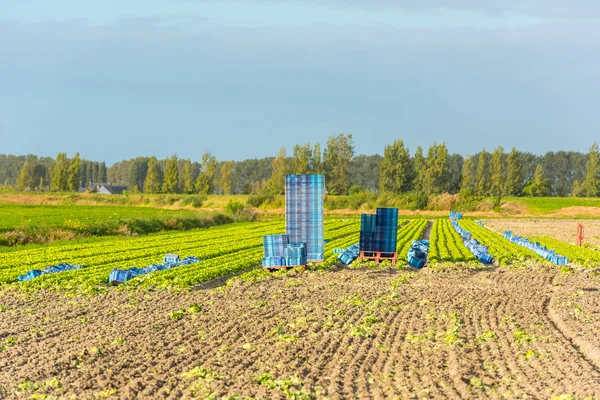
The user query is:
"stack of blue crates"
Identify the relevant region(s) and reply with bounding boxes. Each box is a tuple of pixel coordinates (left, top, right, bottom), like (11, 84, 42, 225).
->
(285, 174, 325, 262)
(285, 243, 307, 267)
(262, 235, 308, 267)
(360, 214, 377, 252)
(262, 234, 289, 266)
(376, 208, 399, 253)
(360, 208, 398, 253)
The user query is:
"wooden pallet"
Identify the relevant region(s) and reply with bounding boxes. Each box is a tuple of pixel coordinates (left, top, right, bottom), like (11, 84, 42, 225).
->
(264, 265, 306, 272)
(359, 251, 398, 266)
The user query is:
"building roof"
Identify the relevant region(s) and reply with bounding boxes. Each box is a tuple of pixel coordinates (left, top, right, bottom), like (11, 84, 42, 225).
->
(99, 185, 128, 195)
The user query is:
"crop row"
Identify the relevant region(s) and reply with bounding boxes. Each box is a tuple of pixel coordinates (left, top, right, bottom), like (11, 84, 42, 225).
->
(429, 220, 476, 263)
(458, 220, 542, 266)
(530, 236, 600, 267)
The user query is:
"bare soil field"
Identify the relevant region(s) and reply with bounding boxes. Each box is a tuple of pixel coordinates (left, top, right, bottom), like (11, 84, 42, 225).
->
(483, 218, 600, 248)
(1, 266, 600, 399)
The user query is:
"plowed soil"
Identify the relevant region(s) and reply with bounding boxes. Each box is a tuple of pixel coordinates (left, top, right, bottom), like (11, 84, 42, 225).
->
(2, 266, 600, 399)
(484, 218, 600, 248)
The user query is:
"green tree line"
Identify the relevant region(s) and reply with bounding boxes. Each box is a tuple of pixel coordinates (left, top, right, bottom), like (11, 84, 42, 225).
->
(2, 136, 599, 198)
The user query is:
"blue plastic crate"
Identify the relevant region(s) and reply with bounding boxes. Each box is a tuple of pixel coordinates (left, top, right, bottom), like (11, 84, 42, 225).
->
(163, 254, 180, 264)
(408, 255, 426, 269)
(109, 269, 133, 285)
(18, 269, 42, 282)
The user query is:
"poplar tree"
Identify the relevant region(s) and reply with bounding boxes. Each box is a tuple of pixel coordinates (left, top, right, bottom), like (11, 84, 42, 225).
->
(413, 146, 425, 192)
(489, 146, 504, 199)
(85, 163, 94, 185)
(80, 161, 88, 189)
(17, 160, 36, 191)
(474, 150, 489, 196)
(420, 142, 449, 195)
(323, 133, 355, 195)
(196, 152, 218, 195)
(144, 157, 162, 194)
(311, 143, 322, 174)
(504, 147, 523, 196)
(162, 154, 180, 193)
(379, 139, 411, 193)
(68, 152, 81, 191)
(584, 142, 600, 197)
(51, 153, 69, 191)
(265, 147, 288, 195)
(220, 161, 234, 195)
(182, 159, 195, 194)
(460, 155, 475, 197)
(99, 162, 107, 183)
(534, 164, 550, 196)
(292, 144, 312, 175)
(93, 163, 100, 183)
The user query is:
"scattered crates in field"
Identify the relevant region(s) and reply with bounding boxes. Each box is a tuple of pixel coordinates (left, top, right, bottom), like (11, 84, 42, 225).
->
(476, 220, 484, 227)
(407, 240, 429, 269)
(18, 263, 88, 282)
(163, 254, 180, 264)
(503, 231, 568, 265)
(337, 244, 361, 265)
(451, 220, 494, 264)
(450, 211, 463, 220)
(109, 255, 201, 285)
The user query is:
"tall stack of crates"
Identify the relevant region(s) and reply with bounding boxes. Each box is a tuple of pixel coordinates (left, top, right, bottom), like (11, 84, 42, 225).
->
(285, 174, 325, 262)
(360, 208, 399, 253)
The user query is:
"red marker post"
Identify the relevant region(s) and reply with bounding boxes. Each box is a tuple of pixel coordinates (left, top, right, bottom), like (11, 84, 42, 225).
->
(576, 224, 584, 246)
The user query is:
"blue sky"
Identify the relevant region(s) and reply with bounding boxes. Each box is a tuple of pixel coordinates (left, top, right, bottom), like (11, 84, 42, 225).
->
(1, 0, 599, 164)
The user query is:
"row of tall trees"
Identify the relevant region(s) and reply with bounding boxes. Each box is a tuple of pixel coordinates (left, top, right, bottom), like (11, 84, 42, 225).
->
(260, 134, 355, 195)
(15, 154, 106, 192)
(108, 153, 226, 194)
(375, 139, 598, 198)
(457, 145, 599, 198)
(2, 138, 600, 197)
(15, 153, 79, 192)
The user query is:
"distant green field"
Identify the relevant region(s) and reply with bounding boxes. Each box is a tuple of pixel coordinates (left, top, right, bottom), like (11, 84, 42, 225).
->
(0, 204, 200, 232)
(505, 197, 600, 214)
